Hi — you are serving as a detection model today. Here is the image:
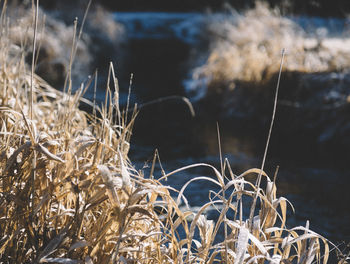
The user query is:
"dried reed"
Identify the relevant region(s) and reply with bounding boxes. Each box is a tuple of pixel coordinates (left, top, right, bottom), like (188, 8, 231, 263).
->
(0, 2, 332, 263)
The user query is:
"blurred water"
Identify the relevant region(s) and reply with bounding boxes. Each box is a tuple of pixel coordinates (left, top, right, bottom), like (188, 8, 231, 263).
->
(111, 11, 350, 248)
(113, 12, 205, 43)
(114, 12, 350, 42)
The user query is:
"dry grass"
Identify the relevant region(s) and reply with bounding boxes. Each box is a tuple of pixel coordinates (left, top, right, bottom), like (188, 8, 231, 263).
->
(0, 2, 333, 263)
(187, 2, 350, 98)
(5, 3, 124, 88)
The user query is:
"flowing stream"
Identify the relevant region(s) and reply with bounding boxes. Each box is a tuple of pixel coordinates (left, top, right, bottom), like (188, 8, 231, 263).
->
(109, 12, 350, 247)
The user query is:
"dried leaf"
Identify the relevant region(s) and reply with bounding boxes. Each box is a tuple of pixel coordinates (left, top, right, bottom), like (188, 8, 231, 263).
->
(69, 240, 89, 251)
(37, 143, 65, 163)
(235, 226, 249, 264)
(41, 258, 79, 264)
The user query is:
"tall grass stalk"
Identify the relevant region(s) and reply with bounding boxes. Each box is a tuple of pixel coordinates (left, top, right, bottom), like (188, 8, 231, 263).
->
(248, 48, 285, 230)
(30, 0, 38, 120)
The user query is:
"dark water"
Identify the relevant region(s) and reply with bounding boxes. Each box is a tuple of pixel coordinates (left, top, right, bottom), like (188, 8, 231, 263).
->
(109, 12, 350, 253)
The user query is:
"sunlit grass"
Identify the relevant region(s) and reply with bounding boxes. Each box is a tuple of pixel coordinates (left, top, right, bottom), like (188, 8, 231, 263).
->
(188, 2, 350, 99)
(0, 2, 335, 263)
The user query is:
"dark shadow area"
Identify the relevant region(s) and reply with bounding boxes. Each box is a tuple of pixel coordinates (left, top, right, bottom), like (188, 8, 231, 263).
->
(36, 0, 350, 17)
(197, 70, 350, 167)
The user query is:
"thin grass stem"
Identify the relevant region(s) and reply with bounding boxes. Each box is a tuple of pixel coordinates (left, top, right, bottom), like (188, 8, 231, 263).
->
(248, 48, 285, 230)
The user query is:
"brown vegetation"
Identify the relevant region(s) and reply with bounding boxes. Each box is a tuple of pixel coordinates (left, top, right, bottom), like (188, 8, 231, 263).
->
(0, 2, 334, 263)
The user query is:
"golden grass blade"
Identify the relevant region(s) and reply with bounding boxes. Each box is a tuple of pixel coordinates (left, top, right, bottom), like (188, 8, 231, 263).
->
(0, 0, 7, 25)
(133, 95, 195, 118)
(247, 232, 268, 256)
(20, 109, 35, 144)
(118, 150, 131, 190)
(97, 165, 120, 206)
(249, 49, 286, 229)
(235, 225, 249, 264)
(0, 229, 21, 256)
(30, 0, 39, 120)
(176, 176, 221, 206)
(237, 168, 268, 180)
(37, 143, 65, 163)
(322, 240, 330, 264)
(224, 178, 256, 192)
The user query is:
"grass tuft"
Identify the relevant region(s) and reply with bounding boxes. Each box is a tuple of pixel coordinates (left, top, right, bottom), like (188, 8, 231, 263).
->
(0, 2, 334, 263)
(188, 2, 350, 100)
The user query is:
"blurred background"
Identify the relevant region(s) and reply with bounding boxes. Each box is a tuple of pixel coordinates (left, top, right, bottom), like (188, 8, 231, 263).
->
(40, 0, 350, 17)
